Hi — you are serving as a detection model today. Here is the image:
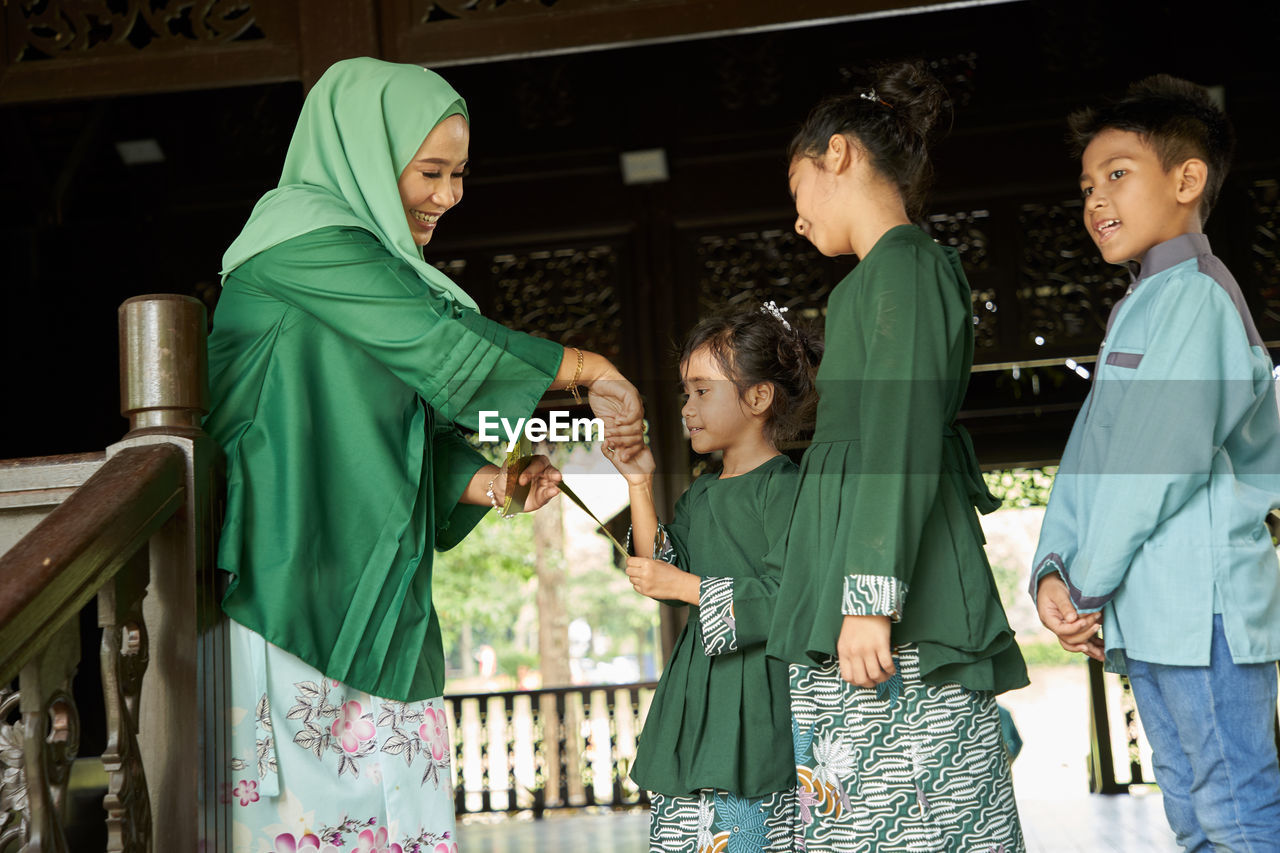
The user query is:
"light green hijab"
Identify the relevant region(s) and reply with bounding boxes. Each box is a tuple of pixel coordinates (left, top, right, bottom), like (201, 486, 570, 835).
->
(221, 57, 478, 311)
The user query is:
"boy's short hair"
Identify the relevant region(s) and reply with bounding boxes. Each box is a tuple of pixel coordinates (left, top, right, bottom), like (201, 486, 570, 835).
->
(1068, 74, 1235, 223)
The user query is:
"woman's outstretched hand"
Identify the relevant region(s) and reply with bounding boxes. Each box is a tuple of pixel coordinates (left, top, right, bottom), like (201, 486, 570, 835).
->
(515, 454, 563, 513)
(588, 376, 645, 461)
(836, 614, 895, 688)
(564, 350, 645, 461)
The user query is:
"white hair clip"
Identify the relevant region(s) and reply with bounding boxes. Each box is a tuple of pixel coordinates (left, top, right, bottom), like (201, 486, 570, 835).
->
(859, 88, 894, 109)
(760, 301, 792, 331)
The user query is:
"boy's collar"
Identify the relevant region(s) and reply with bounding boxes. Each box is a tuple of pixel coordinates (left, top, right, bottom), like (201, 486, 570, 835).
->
(1129, 233, 1211, 282)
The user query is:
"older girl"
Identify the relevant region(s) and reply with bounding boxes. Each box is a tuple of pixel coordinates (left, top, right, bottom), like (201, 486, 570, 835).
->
(768, 61, 1029, 851)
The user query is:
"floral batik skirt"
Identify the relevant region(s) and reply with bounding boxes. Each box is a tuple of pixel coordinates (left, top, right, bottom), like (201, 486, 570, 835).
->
(649, 786, 796, 853)
(789, 646, 1024, 852)
(223, 620, 458, 853)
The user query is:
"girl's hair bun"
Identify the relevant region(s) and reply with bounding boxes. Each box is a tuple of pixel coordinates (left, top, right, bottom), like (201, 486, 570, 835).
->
(789, 58, 952, 220)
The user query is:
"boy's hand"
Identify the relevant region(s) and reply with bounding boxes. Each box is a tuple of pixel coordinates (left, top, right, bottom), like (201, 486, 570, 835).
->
(625, 557, 699, 605)
(516, 455, 563, 513)
(1036, 574, 1106, 661)
(603, 442, 655, 484)
(837, 614, 895, 688)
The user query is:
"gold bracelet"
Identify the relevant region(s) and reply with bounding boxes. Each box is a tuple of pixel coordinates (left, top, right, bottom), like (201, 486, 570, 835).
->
(566, 346, 584, 405)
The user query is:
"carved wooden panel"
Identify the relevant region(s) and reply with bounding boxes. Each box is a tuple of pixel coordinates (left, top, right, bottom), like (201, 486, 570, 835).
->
(693, 227, 833, 320)
(928, 51, 978, 109)
(413, 0, 631, 23)
(710, 35, 782, 111)
(11, 0, 267, 61)
(385, 0, 946, 67)
(431, 257, 468, 281)
(1249, 178, 1280, 329)
(1, 0, 299, 103)
(487, 244, 624, 361)
(927, 208, 997, 351)
(1016, 200, 1127, 349)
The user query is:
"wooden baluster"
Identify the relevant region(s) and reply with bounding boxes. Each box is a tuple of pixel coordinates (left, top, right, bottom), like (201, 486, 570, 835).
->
(1120, 676, 1145, 785)
(447, 698, 465, 815)
(607, 688, 622, 806)
(529, 693, 547, 817)
(636, 686, 652, 806)
(621, 686, 641, 804)
(478, 698, 492, 813)
(503, 694, 517, 812)
(582, 690, 597, 807)
(555, 692, 570, 807)
(99, 551, 152, 853)
(17, 620, 80, 852)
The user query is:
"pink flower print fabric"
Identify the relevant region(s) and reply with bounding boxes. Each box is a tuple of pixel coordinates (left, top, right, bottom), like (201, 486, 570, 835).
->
(273, 832, 339, 853)
(332, 701, 378, 754)
(351, 826, 402, 853)
(233, 779, 260, 806)
(418, 707, 449, 762)
(222, 622, 456, 853)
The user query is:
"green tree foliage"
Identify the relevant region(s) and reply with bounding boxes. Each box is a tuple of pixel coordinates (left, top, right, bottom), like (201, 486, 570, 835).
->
(983, 466, 1057, 508)
(433, 511, 539, 666)
(433, 436, 662, 683)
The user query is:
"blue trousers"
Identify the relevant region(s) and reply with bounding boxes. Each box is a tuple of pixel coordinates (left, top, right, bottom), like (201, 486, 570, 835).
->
(1124, 616, 1280, 852)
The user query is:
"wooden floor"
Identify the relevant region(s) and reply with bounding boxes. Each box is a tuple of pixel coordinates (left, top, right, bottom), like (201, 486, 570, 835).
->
(457, 792, 1178, 852)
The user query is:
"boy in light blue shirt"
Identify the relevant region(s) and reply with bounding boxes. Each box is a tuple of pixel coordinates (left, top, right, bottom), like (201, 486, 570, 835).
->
(1031, 75, 1280, 850)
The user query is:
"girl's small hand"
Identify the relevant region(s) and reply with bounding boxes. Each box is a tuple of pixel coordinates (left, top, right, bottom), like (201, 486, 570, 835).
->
(625, 557, 699, 605)
(836, 614, 895, 688)
(603, 442, 655, 484)
(516, 455, 563, 513)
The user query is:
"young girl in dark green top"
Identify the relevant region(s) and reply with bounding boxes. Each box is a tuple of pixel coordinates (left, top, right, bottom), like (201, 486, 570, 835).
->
(606, 305, 821, 852)
(768, 61, 1028, 851)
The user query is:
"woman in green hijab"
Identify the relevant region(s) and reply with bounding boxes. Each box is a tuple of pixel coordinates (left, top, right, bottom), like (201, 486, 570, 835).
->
(205, 58, 643, 852)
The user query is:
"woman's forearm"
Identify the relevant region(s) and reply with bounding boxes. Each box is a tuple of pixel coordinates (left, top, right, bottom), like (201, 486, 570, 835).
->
(550, 348, 617, 391)
(460, 464, 502, 506)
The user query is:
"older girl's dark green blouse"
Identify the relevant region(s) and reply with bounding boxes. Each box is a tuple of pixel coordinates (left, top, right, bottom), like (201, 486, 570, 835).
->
(631, 455, 799, 798)
(767, 225, 1028, 695)
(206, 226, 562, 703)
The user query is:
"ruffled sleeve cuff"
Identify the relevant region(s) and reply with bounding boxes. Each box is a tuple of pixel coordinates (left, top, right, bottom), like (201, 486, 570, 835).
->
(697, 577, 738, 656)
(841, 574, 907, 622)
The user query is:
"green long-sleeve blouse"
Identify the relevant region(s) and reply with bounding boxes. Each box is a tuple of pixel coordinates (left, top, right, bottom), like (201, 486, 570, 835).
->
(768, 225, 1028, 695)
(631, 455, 799, 798)
(205, 226, 563, 702)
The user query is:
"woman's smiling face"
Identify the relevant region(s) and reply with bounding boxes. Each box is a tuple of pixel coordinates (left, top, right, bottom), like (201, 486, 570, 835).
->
(397, 114, 470, 247)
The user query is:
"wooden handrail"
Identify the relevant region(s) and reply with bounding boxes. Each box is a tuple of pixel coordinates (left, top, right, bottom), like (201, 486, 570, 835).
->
(0, 443, 185, 684)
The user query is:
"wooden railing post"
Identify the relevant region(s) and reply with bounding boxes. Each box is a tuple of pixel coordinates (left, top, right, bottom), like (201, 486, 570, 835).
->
(110, 294, 228, 852)
(0, 293, 225, 851)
